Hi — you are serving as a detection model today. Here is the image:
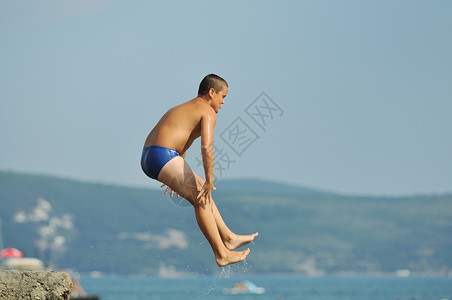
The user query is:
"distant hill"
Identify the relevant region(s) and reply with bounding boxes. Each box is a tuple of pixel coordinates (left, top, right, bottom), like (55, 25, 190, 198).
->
(1, 170, 451, 276)
(215, 178, 332, 196)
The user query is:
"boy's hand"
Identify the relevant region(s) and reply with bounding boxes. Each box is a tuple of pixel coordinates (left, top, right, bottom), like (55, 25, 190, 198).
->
(197, 181, 216, 204)
(160, 184, 180, 198)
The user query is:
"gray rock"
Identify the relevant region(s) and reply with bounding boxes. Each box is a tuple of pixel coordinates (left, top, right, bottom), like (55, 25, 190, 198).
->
(0, 270, 72, 300)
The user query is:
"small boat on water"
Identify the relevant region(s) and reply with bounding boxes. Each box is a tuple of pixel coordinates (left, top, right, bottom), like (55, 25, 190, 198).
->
(223, 280, 265, 295)
(0, 248, 44, 271)
(1, 257, 44, 271)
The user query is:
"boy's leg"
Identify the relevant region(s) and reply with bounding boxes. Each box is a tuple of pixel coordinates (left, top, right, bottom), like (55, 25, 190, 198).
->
(157, 157, 249, 267)
(192, 200, 249, 267)
(211, 200, 259, 250)
(192, 173, 259, 250)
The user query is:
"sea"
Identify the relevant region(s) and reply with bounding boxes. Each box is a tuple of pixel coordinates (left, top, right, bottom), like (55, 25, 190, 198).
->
(78, 274, 451, 300)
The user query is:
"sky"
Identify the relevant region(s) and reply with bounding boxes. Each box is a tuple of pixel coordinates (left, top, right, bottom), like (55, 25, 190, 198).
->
(1, 0, 451, 196)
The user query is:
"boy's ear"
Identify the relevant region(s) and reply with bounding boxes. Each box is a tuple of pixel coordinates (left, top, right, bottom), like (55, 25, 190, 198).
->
(208, 88, 215, 98)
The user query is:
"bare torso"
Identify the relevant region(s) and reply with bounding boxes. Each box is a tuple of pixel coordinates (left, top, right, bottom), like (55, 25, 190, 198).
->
(144, 98, 214, 157)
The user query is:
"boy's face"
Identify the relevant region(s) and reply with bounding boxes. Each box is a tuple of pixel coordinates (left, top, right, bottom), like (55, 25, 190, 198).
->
(210, 86, 228, 113)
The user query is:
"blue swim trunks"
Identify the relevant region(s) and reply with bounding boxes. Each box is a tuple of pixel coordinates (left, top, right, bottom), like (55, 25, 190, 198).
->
(141, 145, 180, 180)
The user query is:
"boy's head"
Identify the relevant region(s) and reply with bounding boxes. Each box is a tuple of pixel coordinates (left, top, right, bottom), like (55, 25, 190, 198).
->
(198, 74, 228, 96)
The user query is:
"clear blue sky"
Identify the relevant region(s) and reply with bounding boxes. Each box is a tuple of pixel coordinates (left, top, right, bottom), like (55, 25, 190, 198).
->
(1, 0, 451, 196)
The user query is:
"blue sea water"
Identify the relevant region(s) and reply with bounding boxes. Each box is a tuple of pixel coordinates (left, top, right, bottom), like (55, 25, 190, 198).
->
(78, 275, 452, 300)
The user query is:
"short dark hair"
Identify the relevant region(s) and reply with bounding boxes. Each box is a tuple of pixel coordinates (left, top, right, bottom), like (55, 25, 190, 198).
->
(198, 74, 228, 96)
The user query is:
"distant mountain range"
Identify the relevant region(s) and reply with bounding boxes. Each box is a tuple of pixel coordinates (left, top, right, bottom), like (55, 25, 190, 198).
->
(215, 178, 332, 196)
(1, 170, 451, 276)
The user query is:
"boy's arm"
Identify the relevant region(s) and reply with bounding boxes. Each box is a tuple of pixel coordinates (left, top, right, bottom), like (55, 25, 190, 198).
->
(198, 108, 216, 202)
(200, 108, 216, 183)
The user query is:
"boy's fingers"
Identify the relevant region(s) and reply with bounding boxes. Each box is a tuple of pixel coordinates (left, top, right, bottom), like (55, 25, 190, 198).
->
(164, 186, 171, 195)
(197, 189, 209, 204)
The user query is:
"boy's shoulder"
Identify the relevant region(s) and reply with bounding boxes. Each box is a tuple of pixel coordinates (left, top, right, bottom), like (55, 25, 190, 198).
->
(186, 98, 216, 116)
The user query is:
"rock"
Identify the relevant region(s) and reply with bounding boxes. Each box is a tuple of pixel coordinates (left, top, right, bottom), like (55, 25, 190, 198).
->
(0, 270, 72, 300)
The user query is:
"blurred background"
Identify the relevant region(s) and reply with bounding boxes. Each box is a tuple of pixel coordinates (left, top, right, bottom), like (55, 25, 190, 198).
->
(1, 0, 451, 196)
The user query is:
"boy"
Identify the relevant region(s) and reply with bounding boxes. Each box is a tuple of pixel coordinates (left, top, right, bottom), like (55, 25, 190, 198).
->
(141, 74, 258, 267)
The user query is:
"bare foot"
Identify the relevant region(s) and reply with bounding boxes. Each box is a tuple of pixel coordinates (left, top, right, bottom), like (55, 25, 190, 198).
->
(225, 232, 259, 251)
(216, 248, 250, 267)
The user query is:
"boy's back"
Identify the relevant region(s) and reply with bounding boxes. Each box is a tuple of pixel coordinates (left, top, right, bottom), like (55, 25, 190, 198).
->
(144, 98, 215, 156)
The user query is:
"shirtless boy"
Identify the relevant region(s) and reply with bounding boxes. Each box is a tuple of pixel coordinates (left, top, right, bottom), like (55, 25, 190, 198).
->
(141, 74, 258, 267)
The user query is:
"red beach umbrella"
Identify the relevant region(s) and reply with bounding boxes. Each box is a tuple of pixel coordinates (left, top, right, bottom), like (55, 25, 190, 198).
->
(0, 248, 24, 258)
